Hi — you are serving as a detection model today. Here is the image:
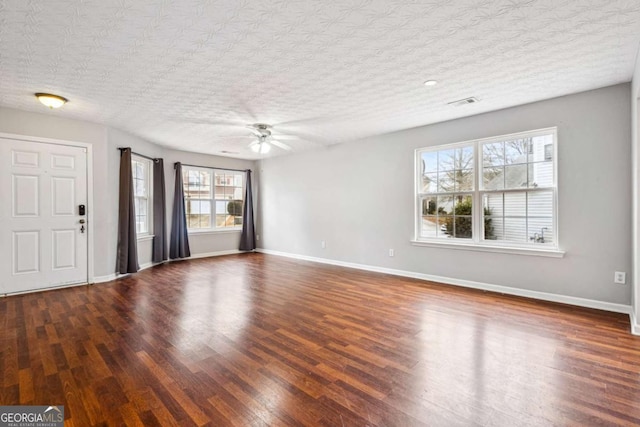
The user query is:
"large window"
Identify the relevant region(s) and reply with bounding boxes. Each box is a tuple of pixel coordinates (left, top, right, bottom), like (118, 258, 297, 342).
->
(183, 166, 244, 231)
(132, 156, 152, 235)
(416, 128, 558, 250)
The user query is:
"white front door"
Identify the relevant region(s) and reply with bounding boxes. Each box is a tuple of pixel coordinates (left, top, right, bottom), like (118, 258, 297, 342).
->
(0, 137, 88, 294)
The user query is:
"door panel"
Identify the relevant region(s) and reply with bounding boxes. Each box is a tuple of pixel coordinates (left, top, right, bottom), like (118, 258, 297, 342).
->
(12, 175, 39, 216)
(0, 137, 88, 294)
(12, 231, 40, 274)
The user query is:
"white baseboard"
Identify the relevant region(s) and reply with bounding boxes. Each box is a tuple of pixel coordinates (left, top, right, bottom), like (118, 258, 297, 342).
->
(631, 311, 640, 336)
(187, 249, 243, 259)
(91, 250, 245, 283)
(257, 248, 632, 315)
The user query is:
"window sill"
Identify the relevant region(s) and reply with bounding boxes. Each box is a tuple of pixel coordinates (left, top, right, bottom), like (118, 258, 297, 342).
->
(410, 239, 565, 258)
(137, 234, 155, 242)
(188, 228, 242, 236)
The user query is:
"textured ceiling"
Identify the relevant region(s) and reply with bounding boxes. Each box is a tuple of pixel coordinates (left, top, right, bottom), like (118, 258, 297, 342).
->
(1, 0, 640, 159)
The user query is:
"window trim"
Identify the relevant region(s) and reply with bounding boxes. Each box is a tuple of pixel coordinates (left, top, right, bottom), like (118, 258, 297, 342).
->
(182, 165, 245, 233)
(414, 127, 560, 254)
(131, 154, 153, 238)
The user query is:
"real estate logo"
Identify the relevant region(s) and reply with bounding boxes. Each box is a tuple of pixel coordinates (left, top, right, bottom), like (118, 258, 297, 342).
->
(0, 406, 64, 427)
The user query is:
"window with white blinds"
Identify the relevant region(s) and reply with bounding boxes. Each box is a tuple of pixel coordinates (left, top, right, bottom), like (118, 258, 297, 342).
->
(416, 128, 558, 250)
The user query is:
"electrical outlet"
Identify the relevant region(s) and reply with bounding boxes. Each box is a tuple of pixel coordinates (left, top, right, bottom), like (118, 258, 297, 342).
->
(389, 249, 394, 257)
(256, 234, 260, 241)
(614, 271, 626, 284)
(321, 240, 326, 249)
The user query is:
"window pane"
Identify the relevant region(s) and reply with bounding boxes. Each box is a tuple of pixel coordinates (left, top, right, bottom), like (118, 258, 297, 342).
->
(233, 187, 243, 199)
(137, 199, 147, 216)
(216, 214, 227, 227)
(487, 217, 504, 240)
(483, 193, 503, 217)
(528, 218, 553, 245)
(504, 218, 527, 242)
(422, 152, 438, 173)
(483, 215, 498, 240)
(225, 185, 236, 199)
(454, 195, 472, 215)
(483, 142, 503, 167)
(437, 173, 455, 192)
(527, 191, 553, 217)
(234, 174, 243, 187)
(421, 215, 437, 238)
(504, 164, 527, 189)
(454, 147, 473, 171)
(454, 217, 472, 239)
(422, 197, 437, 215)
(455, 170, 473, 191)
(437, 196, 453, 215)
(504, 139, 529, 164)
(437, 216, 451, 238)
(483, 167, 503, 190)
(504, 192, 526, 216)
(216, 201, 227, 215)
(438, 149, 456, 171)
(529, 135, 553, 163)
(421, 173, 437, 193)
(528, 162, 553, 188)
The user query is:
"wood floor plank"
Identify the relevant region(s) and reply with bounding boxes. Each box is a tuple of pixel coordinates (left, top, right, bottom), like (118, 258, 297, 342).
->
(1, 253, 640, 426)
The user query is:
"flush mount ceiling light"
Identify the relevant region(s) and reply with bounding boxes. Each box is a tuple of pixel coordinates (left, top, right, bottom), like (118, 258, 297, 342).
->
(423, 80, 438, 86)
(35, 93, 68, 109)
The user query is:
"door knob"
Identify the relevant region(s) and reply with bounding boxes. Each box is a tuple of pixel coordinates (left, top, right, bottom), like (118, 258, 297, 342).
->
(80, 225, 85, 233)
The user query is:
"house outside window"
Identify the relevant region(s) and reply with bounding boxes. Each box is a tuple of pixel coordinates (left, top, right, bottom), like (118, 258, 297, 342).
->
(416, 128, 558, 251)
(132, 156, 152, 235)
(183, 166, 244, 231)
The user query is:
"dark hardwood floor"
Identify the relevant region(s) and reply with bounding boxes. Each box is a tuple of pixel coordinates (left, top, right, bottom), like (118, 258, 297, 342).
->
(1, 253, 640, 426)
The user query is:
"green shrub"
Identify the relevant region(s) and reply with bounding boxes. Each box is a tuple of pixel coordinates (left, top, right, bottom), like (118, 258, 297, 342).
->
(443, 197, 494, 239)
(227, 200, 243, 216)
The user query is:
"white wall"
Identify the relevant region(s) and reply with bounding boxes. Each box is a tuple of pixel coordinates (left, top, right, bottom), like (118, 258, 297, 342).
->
(259, 84, 632, 305)
(0, 107, 256, 280)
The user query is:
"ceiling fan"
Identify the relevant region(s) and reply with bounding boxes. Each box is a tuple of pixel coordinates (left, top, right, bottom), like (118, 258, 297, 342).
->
(247, 123, 292, 154)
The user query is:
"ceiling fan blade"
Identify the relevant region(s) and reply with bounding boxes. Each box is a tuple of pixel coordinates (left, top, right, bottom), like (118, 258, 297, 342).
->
(208, 135, 254, 140)
(272, 134, 303, 141)
(172, 118, 247, 127)
(270, 139, 292, 151)
(248, 140, 259, 147)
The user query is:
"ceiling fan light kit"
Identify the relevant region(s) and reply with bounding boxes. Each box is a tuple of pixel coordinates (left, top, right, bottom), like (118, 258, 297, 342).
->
(251, 141, 271, 153)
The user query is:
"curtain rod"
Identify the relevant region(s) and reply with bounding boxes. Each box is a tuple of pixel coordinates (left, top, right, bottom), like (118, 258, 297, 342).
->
(117, 147, 159, 162)
(175, 162, 250, 173)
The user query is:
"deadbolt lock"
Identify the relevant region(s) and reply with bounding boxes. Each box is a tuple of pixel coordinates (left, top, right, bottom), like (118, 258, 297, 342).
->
(79, 219, 86, 224)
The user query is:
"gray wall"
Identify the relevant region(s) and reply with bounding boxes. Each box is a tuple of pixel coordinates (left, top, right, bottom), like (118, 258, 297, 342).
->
(258, 84, 632, 305)
(632, 49, 640, 326)
(0, 107, 255, 279)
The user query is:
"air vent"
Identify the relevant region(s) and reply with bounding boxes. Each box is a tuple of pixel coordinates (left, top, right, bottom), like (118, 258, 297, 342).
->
(448, 97, 479, 107)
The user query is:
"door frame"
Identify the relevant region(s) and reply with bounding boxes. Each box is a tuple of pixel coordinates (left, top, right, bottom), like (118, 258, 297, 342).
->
(0, 132, 94, 285)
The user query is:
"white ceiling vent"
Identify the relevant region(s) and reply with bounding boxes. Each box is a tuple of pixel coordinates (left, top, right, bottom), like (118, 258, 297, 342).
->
(448, 97, 479, 107)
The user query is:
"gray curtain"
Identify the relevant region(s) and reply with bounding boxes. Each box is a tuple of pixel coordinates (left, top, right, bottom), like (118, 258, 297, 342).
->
(152, 159, 168, 263)
(239, 169, 256, 251)
(170, 162, 191, 259)
(116, 148, 139, 273)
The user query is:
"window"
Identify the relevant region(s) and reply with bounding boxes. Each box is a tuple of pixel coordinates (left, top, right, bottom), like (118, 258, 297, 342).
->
(132, 156, 152, 235)
(416, 128, 558, 250)
(183, 166, 244, 231)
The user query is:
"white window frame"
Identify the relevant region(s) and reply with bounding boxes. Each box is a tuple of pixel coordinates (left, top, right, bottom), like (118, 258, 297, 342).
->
(412, 127, 564, 258)
(131, 155, 153, 239)
(182, 166, 245, 234)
